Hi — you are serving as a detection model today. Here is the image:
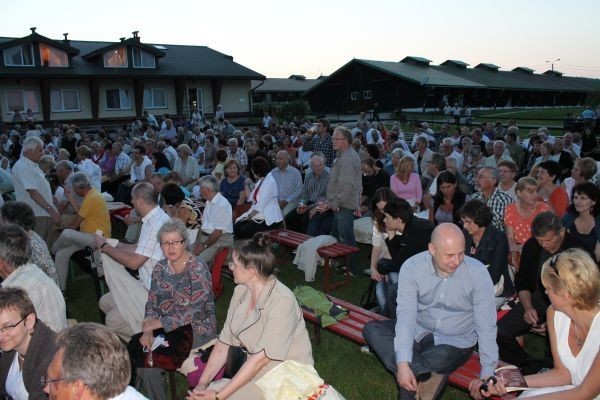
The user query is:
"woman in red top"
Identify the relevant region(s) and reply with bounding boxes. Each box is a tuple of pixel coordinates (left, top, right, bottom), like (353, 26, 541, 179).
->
(537, 160, 569, 217)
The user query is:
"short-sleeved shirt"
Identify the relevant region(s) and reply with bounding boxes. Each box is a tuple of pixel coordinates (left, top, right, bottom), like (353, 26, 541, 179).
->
(220, 175, 246, 207)
(79, 188, 111, 237)
(201, 192, 233, 234)
(12, 156, 54, 217)
(504, 202, 550, 244)
(136, 206, 171, 289)
(219, 277, 313, 377)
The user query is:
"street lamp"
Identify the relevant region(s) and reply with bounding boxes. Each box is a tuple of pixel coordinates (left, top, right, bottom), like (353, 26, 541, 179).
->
(545, 58, 560, 72)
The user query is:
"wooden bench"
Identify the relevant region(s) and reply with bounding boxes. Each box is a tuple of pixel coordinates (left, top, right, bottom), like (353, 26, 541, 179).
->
(269, 229, 360, 292)
(449, 354, 517, 399)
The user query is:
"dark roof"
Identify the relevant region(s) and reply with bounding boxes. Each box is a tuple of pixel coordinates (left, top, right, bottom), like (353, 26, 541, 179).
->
(305, 58, 600, 95)
(441, 60, 469, 68)
(82, 35, 165, 59)
(0, 35, 264, 80)
(0, 28, 79, 56)
(512, 67, 534, 74)
(400, 56, 432, 66)
(543, 70, 563, 77)
(251, 77, 319, 92)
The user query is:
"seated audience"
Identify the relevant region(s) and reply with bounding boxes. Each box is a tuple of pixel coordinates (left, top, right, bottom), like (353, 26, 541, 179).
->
(537, 160, 569, 217)
(562, 157, 597, 203)
(430, 170, 469, 225)
(76, 145, 102, 191)
(212, 149, 228, 182)
(270, 151, 302, 217)
(487, 249, 600, 399)
(471, 166, 513, 231)
(174, 144, 199, 190)
(0, 224, 67, 332)
(561, 182, 600, 262)
(390, 155, 422, 210)
(0, 287, 57, 399)
(496, 160, 518, 201)
(219, 159, 249, 209)
(360, 157, 390, 215)
(189, 233, 313, 400)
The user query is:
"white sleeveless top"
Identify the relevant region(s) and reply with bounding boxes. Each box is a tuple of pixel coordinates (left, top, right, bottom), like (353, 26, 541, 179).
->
(520, 310, 600, 398)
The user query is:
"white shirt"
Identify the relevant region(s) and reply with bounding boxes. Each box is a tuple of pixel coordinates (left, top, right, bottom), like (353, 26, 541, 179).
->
(78, 159, 102, 191)
(5, 353, 28, 400)
(202, 192, 233, 234)
(136, 206, 171, 289)
(164, 146, 178, 168)
(110, 386, 149, 400)
(12, 156, 55, 217)
(130, 156, 152, 183)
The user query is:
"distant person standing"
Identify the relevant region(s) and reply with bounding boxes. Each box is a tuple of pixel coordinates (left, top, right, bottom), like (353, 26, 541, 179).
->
(215, 104, 225, 122)
(326, 126, 362, 275)
(371, 101, 380, 123)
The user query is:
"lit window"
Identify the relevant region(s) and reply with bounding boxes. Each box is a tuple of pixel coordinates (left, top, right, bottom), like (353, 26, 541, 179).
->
(3, 44, 34, 66)
(103, 47, 128, 67)
(350, 92, 358, 101)
(143, 88, 167, 109)
(133, 48, 155, 68)
(39, 43, 68, 67)
(6, 90, 38, 113)
(106, 89, 131, 110)
(363, 90, 373, 100)
(51, 89, 80, 112)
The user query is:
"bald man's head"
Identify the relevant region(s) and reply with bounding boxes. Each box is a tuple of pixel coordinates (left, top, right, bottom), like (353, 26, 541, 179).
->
(275, 150, 290, 169)
(429, 223, 466, 277)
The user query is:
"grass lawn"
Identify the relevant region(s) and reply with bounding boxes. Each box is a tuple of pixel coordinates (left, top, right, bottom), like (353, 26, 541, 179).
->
(66, 241, 547, 400)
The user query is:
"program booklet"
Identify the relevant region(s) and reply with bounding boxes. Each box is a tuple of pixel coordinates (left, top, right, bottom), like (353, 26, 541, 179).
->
(495, 365, 529, 392)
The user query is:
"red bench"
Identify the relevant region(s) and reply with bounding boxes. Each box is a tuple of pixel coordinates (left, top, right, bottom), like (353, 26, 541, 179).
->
(269, 229, 359, 292)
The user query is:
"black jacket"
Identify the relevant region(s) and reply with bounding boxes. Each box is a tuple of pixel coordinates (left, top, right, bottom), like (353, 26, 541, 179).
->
(384, 217, 434, 272)
(0, 320, 57, 399)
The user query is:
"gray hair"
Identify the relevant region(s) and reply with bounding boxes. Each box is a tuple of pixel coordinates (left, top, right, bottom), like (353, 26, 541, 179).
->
(198, 175, 219, 193)
(493, 140, 505, 150)
(228, 138, 238, 146)
(57, 323, 131, 399)
(22, 136, 43, 152)
(56, 159, 74, 172)
(310, 153, 325, 165)
(333, 126, 353, 144)
(177, 144, 192, 156)
(480, 166, 499, 181)
(0, 224, 31, 270)
(39, 155, 56, 172)
(415, 136, 428, 146)
(156, 219, 187, 244)
(442, 138, 454, 147)
(391, 148, 404, 158)
(71, 172, 91, 189)
(131, 182, 156, 205)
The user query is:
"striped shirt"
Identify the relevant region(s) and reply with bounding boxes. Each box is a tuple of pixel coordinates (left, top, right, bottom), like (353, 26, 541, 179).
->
(271, 166, 303, 203)
(471, 188, 514, 232)
(300, 170, 330, 208)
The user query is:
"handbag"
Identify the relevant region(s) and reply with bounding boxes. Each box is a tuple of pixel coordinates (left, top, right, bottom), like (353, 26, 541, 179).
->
(224, 345, 248, 378)
(376, 258, 402, 275)
(186, 345, 225, 387)
(128, 324, 193, 370)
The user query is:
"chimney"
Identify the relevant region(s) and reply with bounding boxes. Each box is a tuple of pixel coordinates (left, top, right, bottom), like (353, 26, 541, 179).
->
(132, 30, 140, 42)
(120, 37, 126, 43)
(63, 33, 70, 45)
(30, 27, 37, 34)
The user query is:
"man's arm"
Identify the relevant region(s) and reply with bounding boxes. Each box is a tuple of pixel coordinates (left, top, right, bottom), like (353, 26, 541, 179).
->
(286, 169, 303, 203)
(95, 237, 148, 270)
(26, 188, 60, 224)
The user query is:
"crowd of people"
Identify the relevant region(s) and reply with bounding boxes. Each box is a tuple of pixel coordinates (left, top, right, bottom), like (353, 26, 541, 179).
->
(0, 105, 598, 399)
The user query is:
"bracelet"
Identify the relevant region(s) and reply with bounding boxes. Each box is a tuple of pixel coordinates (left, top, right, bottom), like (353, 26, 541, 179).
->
(215, 391, 220, 400)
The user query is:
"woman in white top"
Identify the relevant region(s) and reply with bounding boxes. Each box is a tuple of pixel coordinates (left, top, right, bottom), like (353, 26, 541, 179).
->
(484, 248, 600, 399)
(174, 144, 199, 190)
(561, 157, 597, 203)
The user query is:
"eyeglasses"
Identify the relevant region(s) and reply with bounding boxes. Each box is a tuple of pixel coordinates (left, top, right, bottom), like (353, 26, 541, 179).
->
(40, 375, 67, 387)
(160, 239, 185, 248)
(0, 316, 26, 334)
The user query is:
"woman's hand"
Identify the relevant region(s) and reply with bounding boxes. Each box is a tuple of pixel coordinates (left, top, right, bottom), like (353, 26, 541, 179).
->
(187, 389, 218, 400)
(140, 332, 153, 350)
(142, 318, 161, 333)
(370, 267, 382, 282)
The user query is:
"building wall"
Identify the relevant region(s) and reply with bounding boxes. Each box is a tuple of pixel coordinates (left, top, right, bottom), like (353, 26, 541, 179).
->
(0, 78, 44, 122)
(97, 79, 136, 119)
(183, 79, 213, 115)
(220, 80, 251, 113)
(141, 79, 177, 116)
(48, 79, 92, 121)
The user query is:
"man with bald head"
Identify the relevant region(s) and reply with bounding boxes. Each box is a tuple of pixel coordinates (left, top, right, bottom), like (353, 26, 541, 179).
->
(363, 223, 498, 400)
(270, 150, 302, 216)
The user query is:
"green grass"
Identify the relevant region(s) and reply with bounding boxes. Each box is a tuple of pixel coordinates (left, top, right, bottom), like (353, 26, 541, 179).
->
(66, 243, 546, 400)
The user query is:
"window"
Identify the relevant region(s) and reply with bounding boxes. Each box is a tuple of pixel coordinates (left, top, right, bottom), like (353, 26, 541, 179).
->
(350, 92, 358, 101)
(103, 47, 127, 67)
(132, 48, 155, 68)
(6, 90, 38, 113)
(39, 43, 68, 67)
(363, 90, 373, 100)
(51, 89, 80, 112)
(106, 89, 131, 110)
(143, 88, 167, 109)
(3, 44, 34, 66)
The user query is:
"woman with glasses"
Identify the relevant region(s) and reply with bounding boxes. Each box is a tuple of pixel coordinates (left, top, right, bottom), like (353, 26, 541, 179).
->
(0, 287, 57, 400)
(136, 220, 216, 400)
(189, 232, 313, 400)
(482, 249, 600, 399)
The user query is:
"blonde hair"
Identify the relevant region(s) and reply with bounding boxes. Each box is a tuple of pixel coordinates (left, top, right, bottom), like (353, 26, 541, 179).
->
(396, 155, 415, 180)
(541, 248, 600, 310)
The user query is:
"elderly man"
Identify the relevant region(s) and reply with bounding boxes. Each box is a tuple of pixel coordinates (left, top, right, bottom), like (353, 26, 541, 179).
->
(0, 224, 67, 332)
(439, 138, 463, 172)
(563, 131, 581, 158)
(191, 175, 234, 264)
(326, 126, 362, 275)
(226, 138, 248, 175)
(412, 136, 433, 181)
(471, 166, 513, 231)
(271, 150, 303, 217)
(484, 140, 513, 168)
(12, 136, 60, 245)
(43, 323, 148, 399)
(95, 182, 170, 340)
(51, 173, 111, 291)
(363, 224, 498, 400)
(285, 153, 330, 233)
(384, 147, 405, 175)
(303, 118, 334, 167)
(497, 160, 518, 201)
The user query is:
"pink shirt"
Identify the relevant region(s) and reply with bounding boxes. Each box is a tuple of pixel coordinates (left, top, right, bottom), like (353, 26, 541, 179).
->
(390, 173, 422, 205)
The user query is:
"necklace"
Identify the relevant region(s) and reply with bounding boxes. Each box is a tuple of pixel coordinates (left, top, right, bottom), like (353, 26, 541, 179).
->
(573, 323, 584, 348)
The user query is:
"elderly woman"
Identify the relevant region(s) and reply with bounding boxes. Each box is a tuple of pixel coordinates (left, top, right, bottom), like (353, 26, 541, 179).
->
(234, 157, 282, 239)
(482, 249, 600, 399)
(0, 201, 60, 286)
(504, 177, 551, 267)
(189, 232, 312, 400)
(0, 287, 57, 400)
(174, 144, 200, 190)
(220, 159, 249, 209)
(464, 145, 485, 192)
(562, 157, 597, 203)
(38, 154, 56, 176)
(561, 182, 600, 262)
(76, 145, 102, 191)
(459, 200, 513, 307)
(137, 219, 217, 400)
(390, 155, 422, 209)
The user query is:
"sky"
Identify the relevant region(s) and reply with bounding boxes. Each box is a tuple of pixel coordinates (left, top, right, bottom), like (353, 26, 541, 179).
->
(3, 0, 600, 79)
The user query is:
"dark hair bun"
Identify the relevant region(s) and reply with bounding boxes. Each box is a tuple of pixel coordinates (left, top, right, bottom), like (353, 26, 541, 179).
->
(253, 232, 271, 248)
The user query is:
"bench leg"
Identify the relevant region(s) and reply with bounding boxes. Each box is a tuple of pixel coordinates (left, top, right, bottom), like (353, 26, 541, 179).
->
(322, 256, 332, 293)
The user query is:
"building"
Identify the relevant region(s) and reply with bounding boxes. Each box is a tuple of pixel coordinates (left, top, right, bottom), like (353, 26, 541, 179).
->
(250, 75, 320, 105)
(0, 28, 264, 124)
(304, 57, 600, 114)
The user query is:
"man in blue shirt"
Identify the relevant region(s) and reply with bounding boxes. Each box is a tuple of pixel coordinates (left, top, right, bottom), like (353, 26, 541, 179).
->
(363, 223, 498, 399)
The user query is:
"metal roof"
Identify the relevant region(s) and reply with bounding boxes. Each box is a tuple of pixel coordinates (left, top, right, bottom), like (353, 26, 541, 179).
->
(251, 77, 319, 92)
(441, 60, 469, 68)
(0, 36, 264, 80)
